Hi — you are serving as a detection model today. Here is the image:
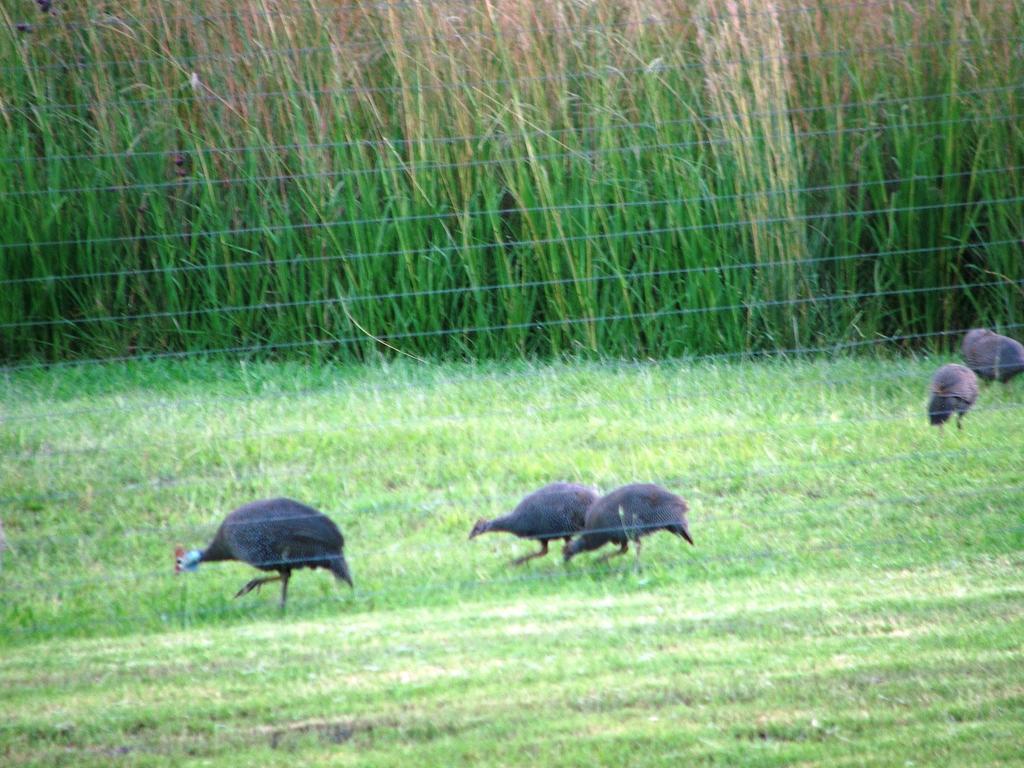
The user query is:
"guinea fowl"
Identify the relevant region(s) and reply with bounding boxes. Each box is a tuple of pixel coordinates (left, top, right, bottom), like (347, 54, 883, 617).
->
(961, 328, 1024, 383)
(928, 363, 979, 429)
(564, 483, 693, 565)
(175, 498, 352, 608)
(469, 482, 599, 565)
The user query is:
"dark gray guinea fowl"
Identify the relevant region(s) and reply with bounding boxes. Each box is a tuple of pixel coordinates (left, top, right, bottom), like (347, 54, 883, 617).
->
(469, 482, 599, 565)
(928, 363, 979, 429)
(564, 483, 693, 564)
(176, 497, 352, 608)
(961, 328, 1024, 383)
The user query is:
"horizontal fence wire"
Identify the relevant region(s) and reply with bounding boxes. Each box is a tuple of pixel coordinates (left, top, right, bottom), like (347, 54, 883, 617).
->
(15, 0, 452, 31)
(5, 275, 1022, 372)
(2, 197, 1021, 334)
(4, 115, 1021, 200)
(4, 177, 1022, 256)
(1, 227, 1015, 291)
(0, 63, 786, 114)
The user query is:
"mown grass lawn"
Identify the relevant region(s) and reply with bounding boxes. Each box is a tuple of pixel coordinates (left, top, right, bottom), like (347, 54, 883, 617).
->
(1, 357, 1022, 766)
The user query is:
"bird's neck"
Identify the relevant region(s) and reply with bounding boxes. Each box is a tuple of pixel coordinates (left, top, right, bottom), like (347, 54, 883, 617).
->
(198, 543, 231, 563)
(486, 516, 516, 533)
(199, 532, 234, 563)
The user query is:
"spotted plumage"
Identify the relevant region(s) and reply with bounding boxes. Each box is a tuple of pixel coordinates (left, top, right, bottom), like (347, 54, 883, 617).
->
(469, 482, 599, 565)
(961, 328, 1024, 383)
(176, 497, 352, 608)
(928, 363, 979, 429)
(564, 483, 693, 564)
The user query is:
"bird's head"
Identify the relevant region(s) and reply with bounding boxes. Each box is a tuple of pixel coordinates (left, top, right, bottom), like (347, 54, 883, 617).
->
(468, 519, 490, 540)
(677, 503, 694, 546)
(679, 523, 694, 546)
(334, 554, 354, 588)
(175, 546, 202, 573)
(563, 537, 582, 562)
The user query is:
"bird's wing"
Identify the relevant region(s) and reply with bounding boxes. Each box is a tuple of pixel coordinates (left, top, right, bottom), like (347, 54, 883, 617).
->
(277, 521, 342, 552)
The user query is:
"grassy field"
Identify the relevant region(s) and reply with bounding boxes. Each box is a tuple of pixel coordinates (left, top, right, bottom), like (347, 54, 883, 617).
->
(1, 356, 1022, 765)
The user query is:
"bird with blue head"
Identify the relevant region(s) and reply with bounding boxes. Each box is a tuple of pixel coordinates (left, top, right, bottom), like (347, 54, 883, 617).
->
(175, 497, 352, 610)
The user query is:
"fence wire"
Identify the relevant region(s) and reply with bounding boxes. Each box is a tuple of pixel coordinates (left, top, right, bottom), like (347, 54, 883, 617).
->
(5, 230, 1022, 331)
(1, 8, 1022, 763)
(5, 276, 1022, 373)
(3, 129, 1020, 201)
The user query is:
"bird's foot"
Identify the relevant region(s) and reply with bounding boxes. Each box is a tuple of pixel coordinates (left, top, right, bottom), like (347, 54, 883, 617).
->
(234, 580, 261, 598)
(510, 542, 548, 567)
(235, 576, 278, 598)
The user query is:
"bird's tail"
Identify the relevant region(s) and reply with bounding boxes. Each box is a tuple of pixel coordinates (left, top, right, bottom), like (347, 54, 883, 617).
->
(328, 554, 353, 587)
(997, 344, 1024, 382)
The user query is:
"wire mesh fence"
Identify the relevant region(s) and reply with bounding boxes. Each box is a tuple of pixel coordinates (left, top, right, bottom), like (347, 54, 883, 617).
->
(1, 0, 1023, 764)
(3, 0, 1023, 362)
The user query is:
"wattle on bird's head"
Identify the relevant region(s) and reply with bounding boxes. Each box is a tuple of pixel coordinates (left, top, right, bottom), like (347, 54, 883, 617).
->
(175, 547, 202, 573)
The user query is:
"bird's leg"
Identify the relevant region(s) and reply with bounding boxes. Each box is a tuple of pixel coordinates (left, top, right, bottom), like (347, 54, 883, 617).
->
(956, 413, 964, 430)
(235, 574, 282, 599)
(597, 541, 629, 564)
(510, 539, 549, 566)
(633, 537, 643, 573)
(278, 571, 291, 611)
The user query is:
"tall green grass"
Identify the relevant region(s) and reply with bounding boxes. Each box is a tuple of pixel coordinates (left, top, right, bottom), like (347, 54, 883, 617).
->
(0, 0, 1022, 362)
